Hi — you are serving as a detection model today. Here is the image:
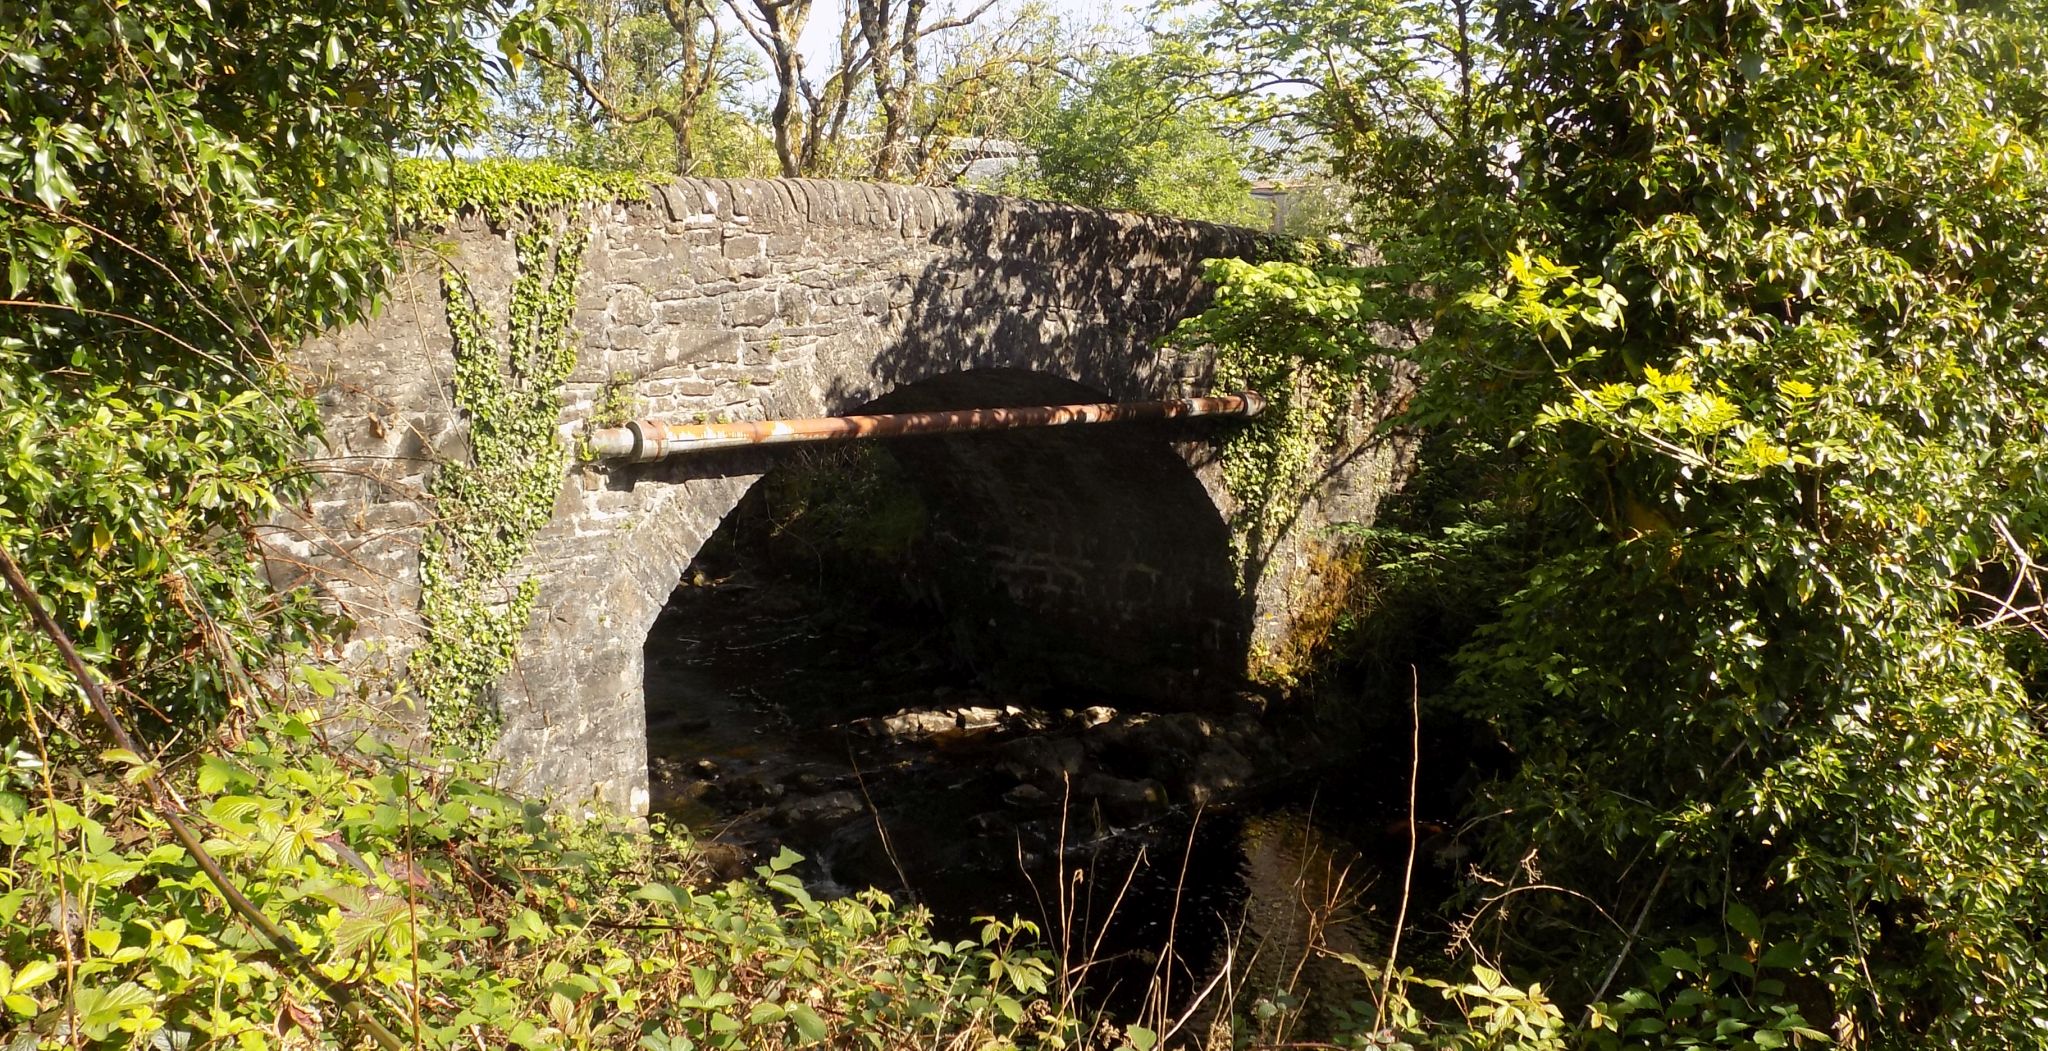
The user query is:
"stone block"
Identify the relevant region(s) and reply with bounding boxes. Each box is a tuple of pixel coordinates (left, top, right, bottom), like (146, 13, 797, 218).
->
(607, 285, 654, 327)
(730, 292, 777, 327)
(777, 287, 813, 324)
(689, 253, 729, 283)
(655, 298, 721, 325)
(701, 363, 777, 385)
(609, 325, 649, 351)
(669, 328, 742, 365)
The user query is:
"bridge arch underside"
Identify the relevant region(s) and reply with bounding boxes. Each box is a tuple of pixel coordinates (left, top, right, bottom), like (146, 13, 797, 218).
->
(668, 367, 1246, 697)
(499, 368, 1252, 811)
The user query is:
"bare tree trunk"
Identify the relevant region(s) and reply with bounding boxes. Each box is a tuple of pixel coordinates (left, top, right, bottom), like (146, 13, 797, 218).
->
(857, 0, 898, 178)
(678, 95, 699, 178)
(858, 0, 931, 179)
(658, 0, 725, 174)
(728, 0, 812, 176)
(885, 0, 926, 175)
(804, 1, 867, 174)
(735, 0, 990, 179)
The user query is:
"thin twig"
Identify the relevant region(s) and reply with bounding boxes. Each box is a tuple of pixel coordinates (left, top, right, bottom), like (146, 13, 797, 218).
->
(845, 742, 913, 898)
(1588, 736, 1750, 1010)
(1143, 804, 1205, 1034)
(1378, 668, 1422, 1006)
(11, 689, 80, 1048)
(1588, 861, 1671, 1010)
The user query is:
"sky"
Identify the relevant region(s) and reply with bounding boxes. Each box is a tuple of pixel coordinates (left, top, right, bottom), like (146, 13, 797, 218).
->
(787, 0, 1152, 73)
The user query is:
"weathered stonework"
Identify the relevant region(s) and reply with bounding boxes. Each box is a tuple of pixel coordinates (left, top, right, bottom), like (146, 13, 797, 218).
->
(268, 179, 1407, 811)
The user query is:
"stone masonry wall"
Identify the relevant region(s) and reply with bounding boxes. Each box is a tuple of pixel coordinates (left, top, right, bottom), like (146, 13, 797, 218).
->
(268, 179, 1407, 811)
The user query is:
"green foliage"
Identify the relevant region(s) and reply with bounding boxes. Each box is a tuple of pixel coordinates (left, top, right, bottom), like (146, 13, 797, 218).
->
(1430, 2, 2048, 1040)
(903, 6, 1072, 185)
(396, 160, 655, 755)
(1311, 956, 1823, 1051)
(0, 711, 1070, 1049)
(1149, 239, 1424, 687)
(0, 0, 503, 735)
(1168, 0, 1499, 245)
(1164, 255, 1413, 684)
(1168, 258, 1393, 572)
(1193, 0, 2048, 1043)
(1394, 966, 1571, 1051)
(490, 0, 778, 178)
(414, 228, 581, 755)
(592, 371, 643, 430)
(1002, 51, 1267, 225)
(1581, 930, 1830, 1051)
(393, 157, 656, 228)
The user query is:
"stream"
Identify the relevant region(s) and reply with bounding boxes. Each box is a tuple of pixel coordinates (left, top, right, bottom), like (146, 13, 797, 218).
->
(637, 439, 1477, 1027)
(643, 562, 1465, 1021)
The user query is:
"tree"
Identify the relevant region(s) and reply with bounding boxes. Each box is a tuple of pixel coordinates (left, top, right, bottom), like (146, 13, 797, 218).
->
(495, 0, 1071, 183)
(852, 0, 1003, 179)
(1, 0, 503, 736)
(500, 0, 751, 176)
(1004, 50, 1267, 225)
(725, 0, 859, 176)
(1186, 0, 2048, 1042)
(1173, 0, 1497, 239)
(724, 0, 1006, 178)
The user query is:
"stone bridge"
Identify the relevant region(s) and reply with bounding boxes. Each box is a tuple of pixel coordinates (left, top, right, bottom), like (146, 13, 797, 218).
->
(273, 178, 1405, 811)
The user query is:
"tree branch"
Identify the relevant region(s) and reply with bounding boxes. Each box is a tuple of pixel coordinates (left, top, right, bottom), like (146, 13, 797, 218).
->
(0, 543, 412, 1051)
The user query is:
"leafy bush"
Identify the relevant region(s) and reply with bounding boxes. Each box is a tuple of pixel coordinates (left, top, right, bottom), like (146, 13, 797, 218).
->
(0, 0, 506, 735)
(0, 710, 1064, 1049)
(1180, 0, 2048, 1044)
(1000, 51, 1267, 226)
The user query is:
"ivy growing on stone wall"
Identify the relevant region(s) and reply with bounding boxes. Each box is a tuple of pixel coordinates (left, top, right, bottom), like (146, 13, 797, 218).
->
(414, 229, 582, 755)
(397, 160, 654, 756)
(1168, 251, 1409, 683)
(393, 158, 654, 229)
(1170, 256, 1393, 551)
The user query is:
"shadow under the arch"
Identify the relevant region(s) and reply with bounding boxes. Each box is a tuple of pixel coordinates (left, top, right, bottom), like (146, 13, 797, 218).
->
(634, 367, 1278, 1015)
(638, 367, 1254, 733)
(837, 194, 1280, 660)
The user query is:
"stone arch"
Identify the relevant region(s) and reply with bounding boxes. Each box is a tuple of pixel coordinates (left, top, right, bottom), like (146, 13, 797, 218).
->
(273, 179, 1407, 810)
(638, 367, 1250, 731)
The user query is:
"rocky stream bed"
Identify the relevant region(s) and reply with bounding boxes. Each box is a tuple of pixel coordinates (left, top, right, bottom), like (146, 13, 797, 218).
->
(640, 565, 1469, 1020)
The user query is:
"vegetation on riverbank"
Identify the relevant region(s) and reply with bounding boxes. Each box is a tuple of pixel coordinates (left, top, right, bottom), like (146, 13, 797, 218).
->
(13, 0, 2048, 1046)
(0, 706, 1068, 1049)
(0, 3, 1047, 1046)
(1182, 0, 2048, 1044)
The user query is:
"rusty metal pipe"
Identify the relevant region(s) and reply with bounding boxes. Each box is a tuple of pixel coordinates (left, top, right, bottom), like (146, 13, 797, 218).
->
(587, 392, 1265, 462)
